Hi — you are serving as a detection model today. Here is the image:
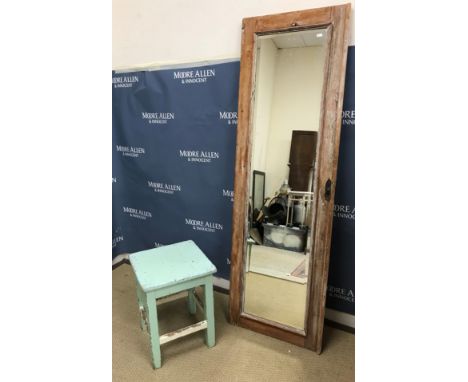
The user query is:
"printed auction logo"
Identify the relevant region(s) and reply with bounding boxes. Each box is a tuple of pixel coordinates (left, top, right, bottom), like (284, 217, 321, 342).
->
(219, 111, 237, 126)
(116, 145, 146, 158)
(173, 68, 216, 84)
(222, 189, 234, 202)
(179, 149, 220, 163)
(141, 112, 176, 125)
(122, 206, 152, 220)
(112, 235, 124, 248)
(185, 218, 223, 233)
(112, 75, 139, 88)
(341, 109, 355, 126)
(333, 204, 355, 220)
(148, 180, 181, 195)
(327, 285, 355, 303)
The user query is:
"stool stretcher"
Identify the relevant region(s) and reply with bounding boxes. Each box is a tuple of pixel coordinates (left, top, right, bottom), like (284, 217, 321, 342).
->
(159, 320, 208, 345)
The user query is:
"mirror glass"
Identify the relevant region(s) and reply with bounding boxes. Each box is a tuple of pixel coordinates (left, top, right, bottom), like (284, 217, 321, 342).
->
(243, 27, 328, 331)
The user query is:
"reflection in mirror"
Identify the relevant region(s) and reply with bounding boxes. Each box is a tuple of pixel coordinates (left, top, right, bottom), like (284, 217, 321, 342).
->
(243, 27, 328, 330)
(251, 170, 266, 226)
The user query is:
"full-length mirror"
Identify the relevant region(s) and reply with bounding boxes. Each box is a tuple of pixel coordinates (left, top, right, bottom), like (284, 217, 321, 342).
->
(244, 28, 328, 331)
(229, 5, 351, 353)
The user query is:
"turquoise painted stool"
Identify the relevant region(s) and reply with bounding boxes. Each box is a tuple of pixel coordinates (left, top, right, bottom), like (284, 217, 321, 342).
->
(129, 240, 217, 369)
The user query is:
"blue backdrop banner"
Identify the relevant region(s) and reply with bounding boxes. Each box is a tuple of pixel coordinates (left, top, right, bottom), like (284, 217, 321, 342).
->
(327, 46, 355, 315)
(113, 51, 355, 314)
(112, 60, 240, 279)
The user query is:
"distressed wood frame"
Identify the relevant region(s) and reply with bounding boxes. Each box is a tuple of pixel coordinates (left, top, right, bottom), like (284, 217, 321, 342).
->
(228, 4, 351, 353)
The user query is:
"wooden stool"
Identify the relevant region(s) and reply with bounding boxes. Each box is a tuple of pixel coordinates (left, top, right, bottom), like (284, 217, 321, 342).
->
(129, 240, 217, 369)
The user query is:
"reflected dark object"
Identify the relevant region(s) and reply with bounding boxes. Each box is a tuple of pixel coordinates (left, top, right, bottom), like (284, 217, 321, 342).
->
(252, 171, 266, 223)
(262, 196, 287, 225)
(288, 131, 318, 192)
(249, 227, 263, 245)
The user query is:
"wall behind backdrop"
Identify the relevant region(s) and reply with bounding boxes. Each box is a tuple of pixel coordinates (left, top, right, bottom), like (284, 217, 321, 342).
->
(113, 0, 355, 324)
(113, 0, 354, 69)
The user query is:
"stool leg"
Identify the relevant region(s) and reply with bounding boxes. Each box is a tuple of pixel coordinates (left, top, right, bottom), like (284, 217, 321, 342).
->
(136, 282, 147, 332)
(146, 293, 161, 369)
(203, 278, 215, 348)
(187, 288, 196, 315)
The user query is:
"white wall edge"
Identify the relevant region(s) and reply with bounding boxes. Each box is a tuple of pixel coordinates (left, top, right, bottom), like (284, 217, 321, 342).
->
(113, 56, 240, 74)
(112, 253, 129, 265)
(325, 308, 355, 328)
(213, 276, 230, 290)
(113, 46, 354, 73)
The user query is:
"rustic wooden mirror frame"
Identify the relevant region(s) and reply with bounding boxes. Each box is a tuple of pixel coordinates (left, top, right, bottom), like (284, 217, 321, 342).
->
(228, 4, 351, 353)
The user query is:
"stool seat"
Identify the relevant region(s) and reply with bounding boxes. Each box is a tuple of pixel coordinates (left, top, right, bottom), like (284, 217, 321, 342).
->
(129, 240, 217, 369)
(130, 240, 217, 292)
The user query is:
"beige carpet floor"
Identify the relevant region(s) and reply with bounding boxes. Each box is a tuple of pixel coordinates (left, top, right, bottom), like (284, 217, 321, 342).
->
(113, 264, 354, 382)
